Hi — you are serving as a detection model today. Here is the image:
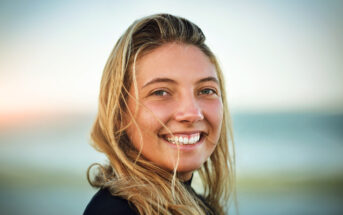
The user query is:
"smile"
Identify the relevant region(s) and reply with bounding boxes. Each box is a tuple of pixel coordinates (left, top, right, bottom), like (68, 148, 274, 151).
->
(162, 132, 203, 145)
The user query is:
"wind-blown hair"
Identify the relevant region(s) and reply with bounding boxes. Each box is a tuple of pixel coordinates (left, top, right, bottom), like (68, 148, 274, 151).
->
(87, 13, 236, 215)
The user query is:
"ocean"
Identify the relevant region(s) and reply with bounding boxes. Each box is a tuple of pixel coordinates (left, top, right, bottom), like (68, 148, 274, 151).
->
(1, 112, 342, 214)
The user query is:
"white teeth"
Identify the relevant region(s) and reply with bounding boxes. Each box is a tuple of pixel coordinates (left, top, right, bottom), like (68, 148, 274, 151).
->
(189, 137, 193, 144)
(164, 133, 201, 145)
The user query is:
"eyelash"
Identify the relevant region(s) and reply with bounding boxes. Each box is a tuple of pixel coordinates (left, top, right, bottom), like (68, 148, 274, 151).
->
(150, 88, 218, 97)
(151, 89, 169, 96)
(199, 88, 217, 95)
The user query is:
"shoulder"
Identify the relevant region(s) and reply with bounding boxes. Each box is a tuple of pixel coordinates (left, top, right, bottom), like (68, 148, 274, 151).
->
(83, 188, 138, 215)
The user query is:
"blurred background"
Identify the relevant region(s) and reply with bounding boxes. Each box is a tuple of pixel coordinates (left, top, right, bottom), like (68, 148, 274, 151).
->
(1, 0, 342, 214)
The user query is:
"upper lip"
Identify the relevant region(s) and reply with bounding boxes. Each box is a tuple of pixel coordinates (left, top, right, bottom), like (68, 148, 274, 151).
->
(159, 130, 207, 136)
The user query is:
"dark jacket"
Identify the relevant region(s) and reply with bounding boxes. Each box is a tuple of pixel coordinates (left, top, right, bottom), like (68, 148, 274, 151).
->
(83, 179, 215, 215)
(84, 188, 138, 215)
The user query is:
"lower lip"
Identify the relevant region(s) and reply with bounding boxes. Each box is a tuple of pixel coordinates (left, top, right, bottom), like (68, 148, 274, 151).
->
(161, 136, 204, 151)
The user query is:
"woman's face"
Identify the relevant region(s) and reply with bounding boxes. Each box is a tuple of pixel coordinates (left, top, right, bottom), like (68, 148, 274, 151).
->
(126, 43, 223, 180)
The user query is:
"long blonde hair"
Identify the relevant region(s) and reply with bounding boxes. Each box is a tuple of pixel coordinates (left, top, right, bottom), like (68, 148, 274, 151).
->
(87, 13, 236, 215)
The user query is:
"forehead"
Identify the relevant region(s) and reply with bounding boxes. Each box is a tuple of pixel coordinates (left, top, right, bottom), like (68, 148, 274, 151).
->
(134, 43, 217, 85)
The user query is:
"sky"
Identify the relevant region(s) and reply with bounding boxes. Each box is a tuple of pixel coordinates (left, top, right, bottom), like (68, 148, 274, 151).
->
(1, 0, 342, 125)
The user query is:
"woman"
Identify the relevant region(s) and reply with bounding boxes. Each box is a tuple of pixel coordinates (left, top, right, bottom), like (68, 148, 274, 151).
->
(84, 13, 235, 215)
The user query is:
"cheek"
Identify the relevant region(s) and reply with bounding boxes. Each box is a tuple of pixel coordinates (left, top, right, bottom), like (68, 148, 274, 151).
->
(127, 101, 174, 146)
(201, 100, 223, 135)
(140, 101, 175, 124)
(128, 102, 174, 150)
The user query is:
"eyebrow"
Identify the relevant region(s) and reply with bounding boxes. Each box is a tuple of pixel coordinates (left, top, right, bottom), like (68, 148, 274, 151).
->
(142, 76, 219, 89)
(196, 77, 219, 85)
(142, 78, 177, 88)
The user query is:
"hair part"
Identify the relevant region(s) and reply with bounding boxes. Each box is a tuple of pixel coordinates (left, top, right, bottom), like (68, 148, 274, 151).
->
(87, 13, 236, 215)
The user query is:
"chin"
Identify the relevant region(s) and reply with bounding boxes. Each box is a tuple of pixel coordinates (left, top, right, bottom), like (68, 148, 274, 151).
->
(175, 161, 204, 173)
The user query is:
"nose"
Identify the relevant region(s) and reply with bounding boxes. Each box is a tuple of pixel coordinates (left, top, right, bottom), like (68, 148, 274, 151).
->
(174, 94, 204, 123)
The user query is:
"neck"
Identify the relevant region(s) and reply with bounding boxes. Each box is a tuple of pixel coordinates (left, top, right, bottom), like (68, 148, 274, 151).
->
(177, 171, 193, 182)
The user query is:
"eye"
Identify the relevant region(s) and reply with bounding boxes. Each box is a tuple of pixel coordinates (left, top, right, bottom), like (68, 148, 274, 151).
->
(199, 88, 217, 95)
(151, 89, 169, 96)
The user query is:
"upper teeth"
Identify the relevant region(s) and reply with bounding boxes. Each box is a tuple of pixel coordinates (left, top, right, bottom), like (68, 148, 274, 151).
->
(166, 133, 201, 145)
